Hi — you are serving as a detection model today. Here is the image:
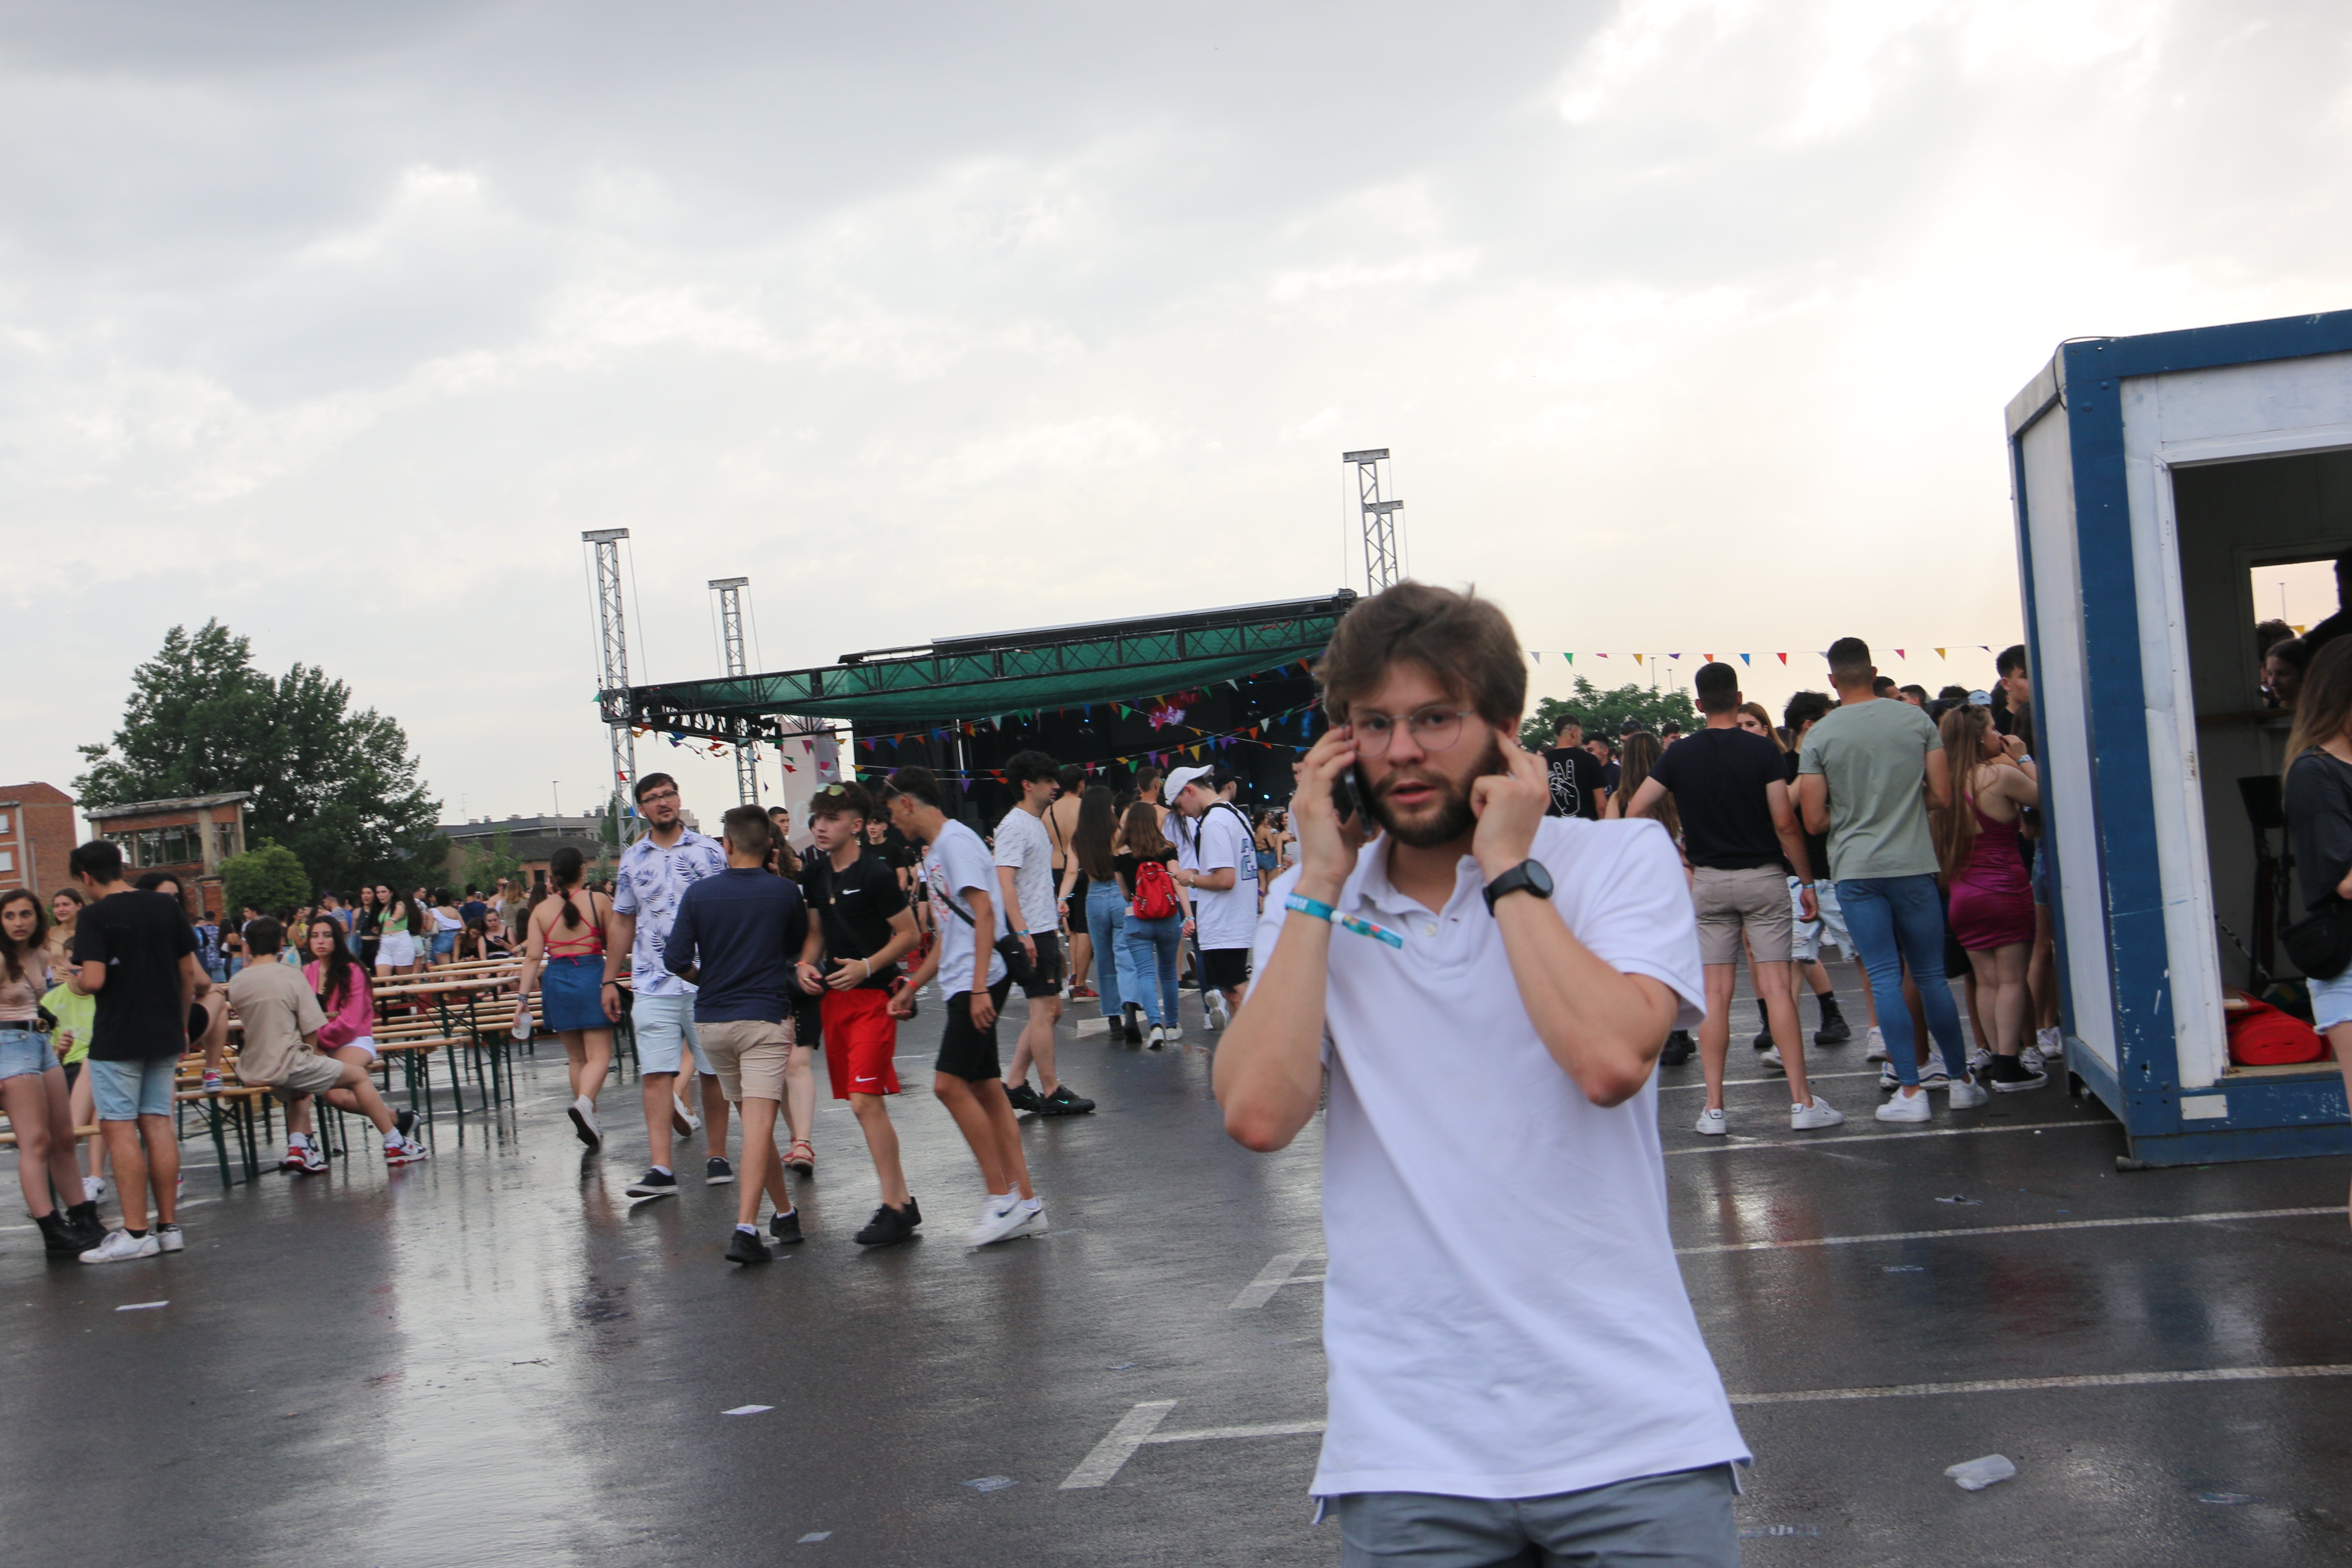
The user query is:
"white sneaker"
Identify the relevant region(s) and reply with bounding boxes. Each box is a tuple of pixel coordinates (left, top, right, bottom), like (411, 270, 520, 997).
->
(1166, 1023, 1183, 1043)
(2020, 1044, 2046, 1074)
(569, 1096, 601, 1150)
(80, 1228, 161, 1264)
(1967, 1046, 1993, 1075)
(670, 1095, 701, 1135)
(1790, 1097, 1844, 1131)
(1875, 1087, 1932, 1123)
(1759, 1045, 1786, 1072)
(1694, 1107, 1728, 1136)
(968, 1196, 1028, 1246)
(1917, 1060, 1951, 1090)
(154, 1224, 185, 1254)
(1004, 1198, 1049, 1238)
(1864, 1027, 1888, 1063)
(1145, 1025, 1165, 1048)
(2037, 1027, 2064, 1059)
(1948, 1076, 1991, 1109)
(85, 1176, 106, 1202)
(1207, 994, 1229, 1030)
(1878, 1060, 1903, 1090)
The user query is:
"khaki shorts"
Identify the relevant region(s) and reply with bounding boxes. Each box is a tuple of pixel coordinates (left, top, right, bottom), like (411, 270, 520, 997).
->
(1691, 864, 1794, 965)
(697, 1017, 793, 1105)
(254, 1052, 346, 1100)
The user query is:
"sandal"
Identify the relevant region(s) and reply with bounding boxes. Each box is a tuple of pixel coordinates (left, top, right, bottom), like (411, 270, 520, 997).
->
(785, 1139, 815, 1176)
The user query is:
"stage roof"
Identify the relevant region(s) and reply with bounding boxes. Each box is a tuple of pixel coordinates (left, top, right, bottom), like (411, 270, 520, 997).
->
(616, 590, 1356, 741)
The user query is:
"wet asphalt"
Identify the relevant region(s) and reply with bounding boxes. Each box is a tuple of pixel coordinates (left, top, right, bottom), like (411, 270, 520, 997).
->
(2, 974, 2349, 1568)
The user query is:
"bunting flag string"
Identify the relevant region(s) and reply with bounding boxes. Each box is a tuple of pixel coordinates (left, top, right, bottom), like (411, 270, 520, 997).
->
(1519, 643, 2013, 669)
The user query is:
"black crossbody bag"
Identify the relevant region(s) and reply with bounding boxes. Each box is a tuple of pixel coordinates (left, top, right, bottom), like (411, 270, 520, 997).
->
(937, 886, 1038, 988)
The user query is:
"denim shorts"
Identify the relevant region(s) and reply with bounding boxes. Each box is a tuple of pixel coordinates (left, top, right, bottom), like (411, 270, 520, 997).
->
(89, 1055, 178, 1120)
(632, 992, 702, 1075)
(0, 1026, 58, 1082)
(2310, 968, 2352, 1033)
(431, 929, 458, 957)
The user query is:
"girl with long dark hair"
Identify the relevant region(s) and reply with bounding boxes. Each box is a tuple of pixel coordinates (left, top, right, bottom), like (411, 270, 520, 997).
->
(1115, 799, 1193, 1047)
(0, 890, 101, 1256)
(2282, 637, 2352, 1228)
(374, 883, 419, 977)
(1060, 786, 1137, 1041)
(516, 845, 619, 1150)
(354, 885, 381, 968)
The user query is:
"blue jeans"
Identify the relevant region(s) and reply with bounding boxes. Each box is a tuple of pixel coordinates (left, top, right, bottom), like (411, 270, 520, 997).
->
(1085, 881, 1130, 1018)
(1123, 914, 1185, 1026)
(1838, 873, 1968, 1087)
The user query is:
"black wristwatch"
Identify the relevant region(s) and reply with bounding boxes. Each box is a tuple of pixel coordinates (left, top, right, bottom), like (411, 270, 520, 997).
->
(1482, 859, 1555, 915)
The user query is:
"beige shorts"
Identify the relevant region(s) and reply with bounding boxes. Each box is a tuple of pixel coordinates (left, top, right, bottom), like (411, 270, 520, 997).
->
(1691, 864, 1795, 966)
(254, 1052, 346, 1099)
(696, 1017, 794, 1105)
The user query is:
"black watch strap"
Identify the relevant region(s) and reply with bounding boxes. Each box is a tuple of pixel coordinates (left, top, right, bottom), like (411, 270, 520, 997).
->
(1482, 859, 1554, 915)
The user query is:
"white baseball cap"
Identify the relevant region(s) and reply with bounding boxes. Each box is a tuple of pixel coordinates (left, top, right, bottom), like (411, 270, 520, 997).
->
(1162, 764, 1214, 804)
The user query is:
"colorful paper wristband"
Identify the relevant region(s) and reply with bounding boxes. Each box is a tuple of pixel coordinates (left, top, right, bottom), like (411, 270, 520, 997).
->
(1338, 912, 1405, 949)
(1285, 893, 1336, 922)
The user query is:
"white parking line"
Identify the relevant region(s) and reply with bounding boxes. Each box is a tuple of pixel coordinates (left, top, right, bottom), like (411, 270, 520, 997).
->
(1676, 1206, 2345, 1256)
(1664, 1120, 2108, 1157)
(1229, 1251, 1321, 1310)
(1066, 1364, 2352, 1486)
(1730, 1363, 2352, 1405)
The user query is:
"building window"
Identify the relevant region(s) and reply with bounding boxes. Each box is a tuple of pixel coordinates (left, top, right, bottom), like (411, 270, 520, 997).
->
(0, 850, 12, 873)
(0, 812, 11, 834)
(214, 822, 240, 861)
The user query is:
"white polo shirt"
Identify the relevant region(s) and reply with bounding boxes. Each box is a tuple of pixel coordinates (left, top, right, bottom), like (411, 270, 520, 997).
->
(1251, 815, 1743, 1501)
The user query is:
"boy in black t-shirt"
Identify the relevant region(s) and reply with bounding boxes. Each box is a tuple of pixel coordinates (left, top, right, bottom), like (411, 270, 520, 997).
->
(799, 782, 925, 1246)
(67, 840, 199, 1262)
(1542, 714, 1608, 821)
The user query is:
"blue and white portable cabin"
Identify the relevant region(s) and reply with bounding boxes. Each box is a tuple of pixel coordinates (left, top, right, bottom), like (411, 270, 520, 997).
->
(2006, 309, 2352, 1165)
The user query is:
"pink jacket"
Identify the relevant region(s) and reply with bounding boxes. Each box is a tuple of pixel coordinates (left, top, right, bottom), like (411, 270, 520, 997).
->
(303, 961, 374, 1049)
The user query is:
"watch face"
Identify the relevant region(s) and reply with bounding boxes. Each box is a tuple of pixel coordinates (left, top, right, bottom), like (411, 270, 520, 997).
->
(1523, 860, 1554, 898)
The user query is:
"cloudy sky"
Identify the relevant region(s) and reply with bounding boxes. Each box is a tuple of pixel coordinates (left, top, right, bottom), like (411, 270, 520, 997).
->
(6, 1, 2348, 831)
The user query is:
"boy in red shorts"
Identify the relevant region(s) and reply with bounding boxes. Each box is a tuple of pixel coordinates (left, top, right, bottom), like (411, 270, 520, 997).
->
(796, 781, 925, 1245)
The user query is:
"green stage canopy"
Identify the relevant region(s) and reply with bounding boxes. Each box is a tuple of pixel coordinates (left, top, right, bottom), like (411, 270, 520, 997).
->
(616, 591, 1357, 741)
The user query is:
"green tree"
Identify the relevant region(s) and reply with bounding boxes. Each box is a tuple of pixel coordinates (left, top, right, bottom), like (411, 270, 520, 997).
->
(1519, 677, 1701, 751)
(76, 620, 447, 895)
(456, 826, 524, 895)
(219, 842, 311, 915)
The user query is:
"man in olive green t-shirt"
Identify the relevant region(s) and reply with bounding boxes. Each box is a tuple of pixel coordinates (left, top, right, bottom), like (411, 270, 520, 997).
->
(1796, 637, 1978, 1120)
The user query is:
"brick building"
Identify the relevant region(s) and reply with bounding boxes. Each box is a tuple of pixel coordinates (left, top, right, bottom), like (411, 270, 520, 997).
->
(81, 791, 253, 919)
(0, 783, 80, 900)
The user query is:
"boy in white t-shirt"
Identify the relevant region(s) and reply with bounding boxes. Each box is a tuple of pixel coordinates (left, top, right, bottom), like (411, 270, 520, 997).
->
(882, 767, 1047, 1248)
(1164, 763, 1257, 1029)
(1216, 582, 1744, 1565)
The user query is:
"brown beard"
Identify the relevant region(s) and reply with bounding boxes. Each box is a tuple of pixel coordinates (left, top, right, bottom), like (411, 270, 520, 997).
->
(1366, 735, 1505, 848)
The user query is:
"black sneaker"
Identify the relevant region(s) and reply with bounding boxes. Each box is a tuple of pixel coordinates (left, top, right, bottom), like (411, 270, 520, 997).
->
(625, 1168, 678, 1200)
(768, 1208, 805, 1245)
(1044, 1084, 1096, 1115)
(854, 1203, 916, 1246)
(1005, 1081, 1046, 1114)
(393, 1108, 420, 1141)
(1660, 1030, 1695, 1067)
(726, 1228, 771, 1265)
(1122, 1004, 1145, 1044)
(1988, 1055, 2049, 1093)
(705, 1157, 735, 1186)
(1814, 1002, 1853, 1046)
(64, 1200, 106, 1253)
(906, 1194, 923, 1228)
(1754, 1030, 1775, 1053)
(35, 1212, 80, 1259)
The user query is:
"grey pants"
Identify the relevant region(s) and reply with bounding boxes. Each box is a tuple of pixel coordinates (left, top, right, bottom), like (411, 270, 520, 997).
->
(1333, 1464, 1741, 1568)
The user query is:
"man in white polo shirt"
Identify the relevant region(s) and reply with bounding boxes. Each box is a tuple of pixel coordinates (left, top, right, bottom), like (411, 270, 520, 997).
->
(1217, 582, 1743, 1565)
(1164, 763, 1257, 1029)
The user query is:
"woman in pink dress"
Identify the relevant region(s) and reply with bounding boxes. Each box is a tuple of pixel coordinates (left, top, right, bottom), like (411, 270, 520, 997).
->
(1932, 704, 2043, 1091)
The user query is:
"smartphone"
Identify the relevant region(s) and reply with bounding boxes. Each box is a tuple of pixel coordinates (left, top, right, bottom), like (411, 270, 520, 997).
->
(1331, 764, 1367, 823)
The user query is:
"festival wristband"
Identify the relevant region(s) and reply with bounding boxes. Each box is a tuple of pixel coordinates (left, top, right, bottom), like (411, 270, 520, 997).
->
(1284, 893, 1335, 923)
(1337, 911, 1404, 949)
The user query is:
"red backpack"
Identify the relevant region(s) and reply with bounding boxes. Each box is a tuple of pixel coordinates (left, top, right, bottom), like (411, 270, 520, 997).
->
(1131, 858, 1181, 921)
